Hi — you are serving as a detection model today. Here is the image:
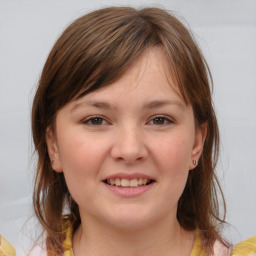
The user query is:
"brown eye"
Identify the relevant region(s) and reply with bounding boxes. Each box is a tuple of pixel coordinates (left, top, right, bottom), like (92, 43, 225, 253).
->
(153, 117, 166, 125)
(90, 118, 104, 125)
(83, 116, 108, 126)
(148, 116, 174, 125)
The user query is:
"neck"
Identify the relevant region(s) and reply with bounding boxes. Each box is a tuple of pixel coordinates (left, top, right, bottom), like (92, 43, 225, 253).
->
(73, 215, 195, 256)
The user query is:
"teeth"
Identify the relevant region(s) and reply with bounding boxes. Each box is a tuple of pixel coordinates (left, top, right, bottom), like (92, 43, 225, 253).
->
(121, 178, 129, 187)
(106, 178, 152, 187)
(130, 178, 138, 187)
(115, 178, 121, 186)
(142, 178, 147, 185)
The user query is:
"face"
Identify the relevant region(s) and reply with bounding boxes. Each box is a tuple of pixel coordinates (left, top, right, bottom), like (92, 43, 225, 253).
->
(46, 47, 206, 230)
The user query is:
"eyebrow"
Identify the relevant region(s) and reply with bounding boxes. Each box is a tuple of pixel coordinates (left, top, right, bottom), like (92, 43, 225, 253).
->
(142, 100, 185, 110)
(71, 101, 115, 112)
(71, 99, 185, 112)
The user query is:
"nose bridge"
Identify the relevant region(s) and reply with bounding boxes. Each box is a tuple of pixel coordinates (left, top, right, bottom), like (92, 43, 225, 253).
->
(111, 122, 148, 163)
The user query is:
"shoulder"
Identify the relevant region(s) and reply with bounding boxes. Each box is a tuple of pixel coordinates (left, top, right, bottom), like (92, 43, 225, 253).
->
(62, 218, 73, 255)
(212, 236, 256, 256)
(28, 245, 47, 256)
(30, 218, 74, 256)
(28, 218, 73, 256)
(232, 236, 256, 256)
(0, 235, 16, 256)
(191, 230, 232, 256)
(212, 239, 232, 256)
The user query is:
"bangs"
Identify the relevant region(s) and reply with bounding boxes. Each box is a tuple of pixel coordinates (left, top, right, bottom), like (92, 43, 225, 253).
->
(45, 7, 160, 108)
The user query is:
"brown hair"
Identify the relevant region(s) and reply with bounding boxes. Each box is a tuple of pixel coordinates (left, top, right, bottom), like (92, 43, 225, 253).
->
(32, 6, 227, 255)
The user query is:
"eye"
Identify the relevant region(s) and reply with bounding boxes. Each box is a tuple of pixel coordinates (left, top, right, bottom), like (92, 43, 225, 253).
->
(83, 116, 109, 126)
(148, 116, 174, 125)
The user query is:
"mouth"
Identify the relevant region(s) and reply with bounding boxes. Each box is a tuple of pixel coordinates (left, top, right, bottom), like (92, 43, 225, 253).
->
(103, 178, 155, 188)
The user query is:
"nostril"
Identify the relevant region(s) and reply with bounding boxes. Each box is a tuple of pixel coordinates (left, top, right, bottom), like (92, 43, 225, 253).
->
(110, 135, 148, 163)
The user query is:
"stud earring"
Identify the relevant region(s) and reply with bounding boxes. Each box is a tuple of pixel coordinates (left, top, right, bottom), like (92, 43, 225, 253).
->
(51, 159, 55, 171)
(192, 159, 197, 166)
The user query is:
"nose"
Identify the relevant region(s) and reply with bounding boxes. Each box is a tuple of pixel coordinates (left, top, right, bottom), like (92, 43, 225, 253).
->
(110, 125, 148, 164)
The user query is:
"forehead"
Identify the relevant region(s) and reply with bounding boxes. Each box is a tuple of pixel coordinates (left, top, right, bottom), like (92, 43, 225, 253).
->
(72, 47, 184, 107)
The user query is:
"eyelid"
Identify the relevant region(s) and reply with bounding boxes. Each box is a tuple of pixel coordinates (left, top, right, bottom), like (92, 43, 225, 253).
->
(82, 115, 110, 125)
(147, 115, 175, 125)
(81, 114, 174, 126)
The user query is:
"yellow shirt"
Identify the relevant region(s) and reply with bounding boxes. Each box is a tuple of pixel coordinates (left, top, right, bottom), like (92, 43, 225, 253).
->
(2, 222, 255, 256)
(62, 221, 256, 256)
(0, 235, 16, 256)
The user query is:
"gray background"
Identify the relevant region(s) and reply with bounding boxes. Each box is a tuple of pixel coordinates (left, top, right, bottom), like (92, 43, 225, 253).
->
(0, 0, 256, 254)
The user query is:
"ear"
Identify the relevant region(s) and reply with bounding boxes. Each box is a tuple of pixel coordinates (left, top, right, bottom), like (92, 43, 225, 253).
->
(189, 122, 207, 170)
(45, 127, 63, 173)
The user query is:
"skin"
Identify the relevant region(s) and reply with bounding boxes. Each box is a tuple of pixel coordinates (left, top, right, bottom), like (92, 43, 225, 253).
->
(46, 47, 207, 256)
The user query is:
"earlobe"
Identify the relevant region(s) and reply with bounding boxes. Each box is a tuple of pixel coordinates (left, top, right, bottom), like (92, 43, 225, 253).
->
(45, 127, 63, 173)
(189, 122, 207, 170)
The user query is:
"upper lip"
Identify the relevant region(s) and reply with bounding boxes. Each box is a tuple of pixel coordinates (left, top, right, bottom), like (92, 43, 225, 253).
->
(103, 173, 156, 181)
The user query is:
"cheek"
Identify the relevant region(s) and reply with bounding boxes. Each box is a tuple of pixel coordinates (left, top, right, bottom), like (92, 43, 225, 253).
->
(57, 130, 108, 172)
(152, 134, 193, 199)
(56, 133, 110, 198)
(154, 134, 193, 171)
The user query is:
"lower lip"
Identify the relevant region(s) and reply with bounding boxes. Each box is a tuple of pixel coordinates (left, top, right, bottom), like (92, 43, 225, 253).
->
(103, 182, 155, 197)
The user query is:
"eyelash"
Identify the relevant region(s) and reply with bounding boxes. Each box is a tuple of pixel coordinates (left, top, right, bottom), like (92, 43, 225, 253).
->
(148, 115, 174, 126)
(82, 116, 109, 126)
(82, 115, 174, 126)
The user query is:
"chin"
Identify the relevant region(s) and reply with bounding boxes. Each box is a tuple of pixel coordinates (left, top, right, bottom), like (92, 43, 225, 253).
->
(103, 206, 158, 230)
(109, 218, 151, 231)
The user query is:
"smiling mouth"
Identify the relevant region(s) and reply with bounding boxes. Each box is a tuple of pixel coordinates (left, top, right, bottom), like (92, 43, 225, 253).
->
(103, 178, 155, 188)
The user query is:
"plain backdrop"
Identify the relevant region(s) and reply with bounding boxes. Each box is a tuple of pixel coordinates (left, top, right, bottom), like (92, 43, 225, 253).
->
(0, 0, 256, 254)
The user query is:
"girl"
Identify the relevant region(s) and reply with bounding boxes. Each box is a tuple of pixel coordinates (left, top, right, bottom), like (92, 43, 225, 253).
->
(31, 6, 256, 256)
